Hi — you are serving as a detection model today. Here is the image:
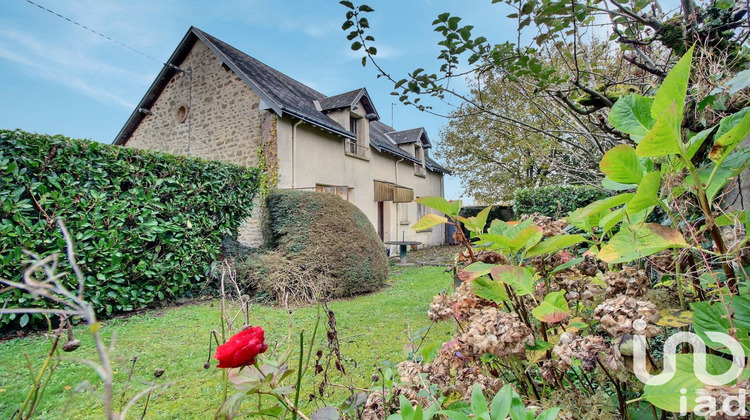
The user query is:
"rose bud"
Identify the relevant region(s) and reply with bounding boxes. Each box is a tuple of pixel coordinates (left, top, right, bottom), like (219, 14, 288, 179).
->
(62, 340, 81, 352)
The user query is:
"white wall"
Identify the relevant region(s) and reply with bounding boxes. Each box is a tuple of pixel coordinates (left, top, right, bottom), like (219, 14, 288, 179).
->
(275, 115, 446, 250)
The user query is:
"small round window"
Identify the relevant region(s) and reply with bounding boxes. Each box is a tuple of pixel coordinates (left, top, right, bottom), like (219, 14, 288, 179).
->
(175, 104, 189, 123)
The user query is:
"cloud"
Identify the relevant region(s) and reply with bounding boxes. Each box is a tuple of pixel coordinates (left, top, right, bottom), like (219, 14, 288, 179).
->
(0, 28, 136, 109)
(343, 43, 404, 60)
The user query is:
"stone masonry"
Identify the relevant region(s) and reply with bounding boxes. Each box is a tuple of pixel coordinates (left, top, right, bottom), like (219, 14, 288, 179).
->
(126, 41, 271, 247)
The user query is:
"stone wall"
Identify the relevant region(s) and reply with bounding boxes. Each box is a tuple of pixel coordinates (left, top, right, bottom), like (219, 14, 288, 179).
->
(126, 41, 264, 168)
(125, 40, 271, 247)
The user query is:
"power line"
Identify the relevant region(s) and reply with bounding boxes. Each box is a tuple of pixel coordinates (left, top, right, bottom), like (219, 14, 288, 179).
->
(23, 0, 165, 65)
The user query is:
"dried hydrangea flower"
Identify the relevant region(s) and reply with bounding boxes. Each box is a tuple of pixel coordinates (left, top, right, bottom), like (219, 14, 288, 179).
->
(460, 308, 535, 358)
(552, 332, 607, 372)
(521, 213, 568, 237)
(604, 267, 649, 298)
(594, 295, 661, 338)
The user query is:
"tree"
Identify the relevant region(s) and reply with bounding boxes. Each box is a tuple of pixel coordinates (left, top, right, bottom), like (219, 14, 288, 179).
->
(439, 72, 575, 203)
(340, 0, 750, 185)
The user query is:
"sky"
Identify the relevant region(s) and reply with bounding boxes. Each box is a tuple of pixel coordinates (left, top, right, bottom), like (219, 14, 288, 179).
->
(0, 0, 522, 203)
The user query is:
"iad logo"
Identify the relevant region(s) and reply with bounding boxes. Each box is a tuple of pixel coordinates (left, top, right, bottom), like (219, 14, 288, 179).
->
(632, 330, 745, 386)
(631, 324, 747, 416)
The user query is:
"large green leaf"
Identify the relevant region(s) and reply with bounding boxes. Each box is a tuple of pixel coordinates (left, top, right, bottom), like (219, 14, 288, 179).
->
(526, 234, 588, 257)
(415, 196, 462, 217)
(470, 383, 489, 418)
(598, 223, 688, 263)
(508, 225, 543, 252)
(600, 145, 645, 184)
(489, 218, 534, 238)
(642, 353, 735, 412)
(531, 290, 570, 323)
(709, 107, 750, 162)
(490, 385, 513, 420)
(535, 408, 561, 420)
(626, 171, 661, 215)
(688, 149, 750, 202)
(726, 69, 750, 95)
(685, 126, 715, 160)
(651, 45, 693, 120)
(730, 296, 750, 331)
(576, 193, 635, 218)
(461, 206, 492, 234)
(472, 276, 510, 303)
(567, 206, 606, 232)
(601, 177, 638, 191)
(476, 233, 512, 250)
(490, 265, 536, 296)
(609, 94, 655, 141)
(412, 214, 448, 231)
(599, 207, 626, 233)
(691, 301, 750, 356)
(461, 262, 496, 281)
(636, 102, 683, 157)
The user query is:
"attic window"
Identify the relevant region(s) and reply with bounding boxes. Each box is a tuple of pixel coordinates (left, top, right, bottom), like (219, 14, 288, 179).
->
(176, 104, 189, 123)
(349, 117, 359, 138)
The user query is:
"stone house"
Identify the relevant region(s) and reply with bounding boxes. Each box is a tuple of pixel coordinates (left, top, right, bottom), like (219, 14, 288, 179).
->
(113, 27, 449, 249)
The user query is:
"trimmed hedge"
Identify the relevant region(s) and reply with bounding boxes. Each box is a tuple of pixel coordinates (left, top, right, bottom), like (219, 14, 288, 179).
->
(513, 185, 609, 218)
(237, 189, 388, 303)
(0, 130, 261, 328)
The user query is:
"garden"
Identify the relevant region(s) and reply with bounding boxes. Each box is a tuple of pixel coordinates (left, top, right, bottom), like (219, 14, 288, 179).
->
(3, 0, 750, 418)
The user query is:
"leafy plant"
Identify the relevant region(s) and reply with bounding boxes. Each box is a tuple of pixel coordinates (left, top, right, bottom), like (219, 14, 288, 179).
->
(0, 130, 261, 327)
(438, 384, 560, 420)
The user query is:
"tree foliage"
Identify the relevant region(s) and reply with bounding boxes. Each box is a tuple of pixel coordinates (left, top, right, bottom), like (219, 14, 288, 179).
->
(340, 0, 750, 187)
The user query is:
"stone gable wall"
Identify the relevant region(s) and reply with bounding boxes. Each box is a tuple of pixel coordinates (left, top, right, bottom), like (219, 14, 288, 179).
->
(125, 40, 272, 247)
(126, 41, 264, 168)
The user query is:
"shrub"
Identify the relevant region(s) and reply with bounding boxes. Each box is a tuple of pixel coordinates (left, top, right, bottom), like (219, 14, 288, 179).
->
(513, 185, 609, 218)
(236, 189, 388, 304)
(0, 130, 261, 328)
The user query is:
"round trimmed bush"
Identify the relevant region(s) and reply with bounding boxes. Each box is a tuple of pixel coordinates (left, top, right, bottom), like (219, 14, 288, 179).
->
(237, 189, 388, 304)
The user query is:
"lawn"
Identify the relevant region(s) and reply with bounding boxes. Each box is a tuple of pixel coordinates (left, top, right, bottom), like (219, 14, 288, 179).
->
(0, 263, 455, 419)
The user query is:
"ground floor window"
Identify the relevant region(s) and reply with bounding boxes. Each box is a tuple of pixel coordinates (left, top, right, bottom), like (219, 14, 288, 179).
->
(417, 202, 426, 220)
(315, 184, 350, 201)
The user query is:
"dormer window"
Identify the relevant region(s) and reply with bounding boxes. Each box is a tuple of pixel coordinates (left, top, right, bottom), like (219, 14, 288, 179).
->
(345, 116, 369, 159)
(414, 144, 423, 162)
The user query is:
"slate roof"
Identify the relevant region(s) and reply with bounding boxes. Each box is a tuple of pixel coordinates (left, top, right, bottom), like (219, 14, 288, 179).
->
(113, 27, 448, 173)
(370, 121, 448, 173)
(387, 127, 431, 148)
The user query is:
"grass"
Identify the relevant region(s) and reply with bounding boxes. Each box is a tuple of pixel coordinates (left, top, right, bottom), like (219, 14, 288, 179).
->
(0, 264, 455, 419)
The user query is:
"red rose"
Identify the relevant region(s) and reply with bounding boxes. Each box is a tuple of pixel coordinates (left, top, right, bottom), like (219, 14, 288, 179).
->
(214, 326, 268, 368)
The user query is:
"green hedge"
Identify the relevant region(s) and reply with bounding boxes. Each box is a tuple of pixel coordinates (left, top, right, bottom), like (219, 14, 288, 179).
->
(513, 185, 608, 218)
(0, 130, 261, 328)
